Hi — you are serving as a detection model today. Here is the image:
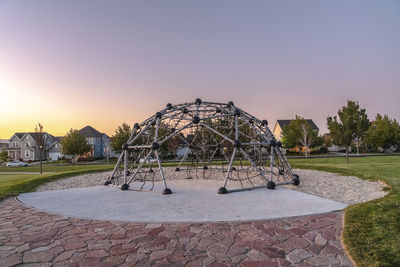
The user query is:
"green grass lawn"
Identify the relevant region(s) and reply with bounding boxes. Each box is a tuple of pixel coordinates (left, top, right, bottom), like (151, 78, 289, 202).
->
(0, 164, 115, 173)
(290, 156, 400, 267)
(0, 164, 114, 200)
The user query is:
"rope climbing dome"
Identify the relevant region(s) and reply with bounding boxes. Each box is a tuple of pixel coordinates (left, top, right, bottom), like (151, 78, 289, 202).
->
(105, 99, 300, 194)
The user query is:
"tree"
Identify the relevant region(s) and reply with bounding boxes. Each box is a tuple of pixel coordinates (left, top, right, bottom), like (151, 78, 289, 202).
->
(0, 150, 8, 162)
(327, 101, 368, 164)
(111, 123, 132, 154)
(167, 135, 181, 159)
(322, 133, 333, 147)
(34, 123, 50, 174)
(353, 107, 370, 155)
(61, 129, 91, 163)
(281, 116, 319, 157)
(365, 114, 400, 151)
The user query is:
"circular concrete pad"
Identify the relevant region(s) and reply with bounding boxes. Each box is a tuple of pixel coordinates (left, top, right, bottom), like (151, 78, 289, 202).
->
(18, 181, 347, 223)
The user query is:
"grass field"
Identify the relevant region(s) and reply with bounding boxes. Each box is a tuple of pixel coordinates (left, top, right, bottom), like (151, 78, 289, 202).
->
(0, 156, 399, 266)
(0, 164, 114, 200)
(290, 156, 400, 267)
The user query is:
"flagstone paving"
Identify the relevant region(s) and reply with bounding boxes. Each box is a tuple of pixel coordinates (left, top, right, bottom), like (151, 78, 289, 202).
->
(0, 198, 352, 266)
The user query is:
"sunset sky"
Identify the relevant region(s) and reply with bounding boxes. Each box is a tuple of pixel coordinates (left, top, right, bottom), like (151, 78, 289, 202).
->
(1, 0, 399, 139)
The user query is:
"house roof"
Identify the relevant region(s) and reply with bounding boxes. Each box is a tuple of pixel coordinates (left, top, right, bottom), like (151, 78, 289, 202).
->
(9, 133, 25, 141)
(53, 136, 63, 142)
(79, 126, 108, 138)
(276, 119, 319, 131)
(22, 132, 50, 144)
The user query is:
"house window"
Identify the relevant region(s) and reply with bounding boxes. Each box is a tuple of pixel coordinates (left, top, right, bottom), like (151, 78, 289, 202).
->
(26, 142, 30, 147)
(25, 150, 30, 158)
(12, 142, 18, 148)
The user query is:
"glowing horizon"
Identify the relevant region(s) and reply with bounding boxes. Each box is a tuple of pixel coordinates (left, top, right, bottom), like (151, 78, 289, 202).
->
(1, 1, 399, 139)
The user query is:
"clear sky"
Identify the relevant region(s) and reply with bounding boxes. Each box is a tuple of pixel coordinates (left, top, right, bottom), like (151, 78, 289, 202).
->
(1, 0, 399, 139)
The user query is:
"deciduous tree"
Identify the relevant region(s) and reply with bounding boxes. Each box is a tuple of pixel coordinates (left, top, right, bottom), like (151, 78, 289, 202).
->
(167, 135, 181, 158)
(34, 123, 50, 174)
(281, 116, 319, 157)
(61, 129, 91, 163)
(111, 123, 132, 153)
(365, 114, 400, 151)
(353, 107, 370, 155)
(327, 101, 368, 164)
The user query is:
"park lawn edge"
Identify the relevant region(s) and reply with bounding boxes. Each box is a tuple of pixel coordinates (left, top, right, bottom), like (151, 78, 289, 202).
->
(290, 161, 398, 267)
(0, 168, 112, 201)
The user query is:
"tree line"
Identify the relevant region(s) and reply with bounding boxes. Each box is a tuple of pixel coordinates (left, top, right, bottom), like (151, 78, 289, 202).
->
(281, 100, 400, 163)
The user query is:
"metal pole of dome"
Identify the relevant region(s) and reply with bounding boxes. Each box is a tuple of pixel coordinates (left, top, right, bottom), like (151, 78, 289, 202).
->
(270, 146, 274, 182)
(123, 150, 128, 186)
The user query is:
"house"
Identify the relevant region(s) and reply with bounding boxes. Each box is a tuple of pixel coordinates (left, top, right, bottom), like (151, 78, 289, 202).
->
(273, 119, 319, 141)
(78, 126, 110, 159)
(6, 132, 62, 161)
(0, 139, 8, 152)
(48, 137, 63, 161)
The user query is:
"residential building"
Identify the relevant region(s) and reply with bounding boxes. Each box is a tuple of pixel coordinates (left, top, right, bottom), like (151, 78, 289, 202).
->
(48, 137, 63, 161)
(78, 126, 110, 159)
(0, 139, 8, 152)
(273, 119, 319, 141)
(6, 132, 62, 161)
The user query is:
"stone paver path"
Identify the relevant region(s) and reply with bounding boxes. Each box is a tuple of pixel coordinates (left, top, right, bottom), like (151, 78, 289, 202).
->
(0, 198, 353, 266)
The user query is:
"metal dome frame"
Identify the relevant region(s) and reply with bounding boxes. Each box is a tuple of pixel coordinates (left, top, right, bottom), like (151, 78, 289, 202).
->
(105, 99, 299, 194)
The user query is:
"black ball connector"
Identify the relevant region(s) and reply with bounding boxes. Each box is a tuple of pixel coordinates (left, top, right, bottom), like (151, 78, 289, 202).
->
(122, 143, 129, 150)
(215, 108, 221, 113)
(218, 187, 228, 194)
(234, 140, 241, 148)
(163, 188, 172, 195)
(277, 141, 282, 148)
(292, 174, 300, 186)
(134, 123, 139, 129)
(231, 167, 237, 171)
(249, 119, 254, 124)
(267, 181, 276, 189)
(151, 121, 156, 126)
(155, 112, 162, 119)
(278, 169, 284, 175)
(262, 120, 268, 126)
(234, 108, 241, 117)
(217, 143, 222, 148)
(193, 116, 200, 124)
(104, 181, 111, 186)
(175, 167, 180, 171)
(148, 169, 154, 173)
(203, 165, 208, 170)
(151, 142, 160, 150)
(227, 101, 234, 107)
(166, 103, 173, 110)
(121, 184, 129, 190)
(269, 140, 277, 147)
(195, 98, 202, 105)
(171, 128, 175, 133)
(183, 108, 189, 114)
